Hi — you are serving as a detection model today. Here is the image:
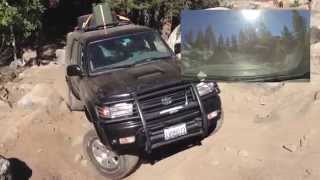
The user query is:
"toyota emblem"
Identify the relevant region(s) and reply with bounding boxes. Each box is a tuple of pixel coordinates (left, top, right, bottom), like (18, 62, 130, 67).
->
(161, 96, 172, 105)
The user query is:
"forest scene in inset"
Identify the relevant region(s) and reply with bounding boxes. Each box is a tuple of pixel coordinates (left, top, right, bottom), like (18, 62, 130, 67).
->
(181, 10, 310, 77)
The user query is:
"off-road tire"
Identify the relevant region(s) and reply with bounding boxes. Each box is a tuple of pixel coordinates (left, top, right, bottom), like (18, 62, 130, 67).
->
(0, 174, 12, 180)
(68, 89, 84, 111)
(83, 130, 140, 180)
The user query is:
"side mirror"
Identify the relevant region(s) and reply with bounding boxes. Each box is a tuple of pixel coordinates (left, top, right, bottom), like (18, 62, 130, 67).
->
(174, 43, 181, 54)
(67, 65, 83, 77)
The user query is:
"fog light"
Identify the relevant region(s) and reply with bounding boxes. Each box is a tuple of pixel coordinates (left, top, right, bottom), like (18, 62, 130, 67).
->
(207, 110, 219, 120)
(119, 136, 135, 144)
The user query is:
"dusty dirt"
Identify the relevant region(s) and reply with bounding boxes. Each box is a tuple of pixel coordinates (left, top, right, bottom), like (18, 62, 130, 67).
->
(0, 63, 319, 180)
(0, 61, 320, 180)
(0, 2, 320, 180)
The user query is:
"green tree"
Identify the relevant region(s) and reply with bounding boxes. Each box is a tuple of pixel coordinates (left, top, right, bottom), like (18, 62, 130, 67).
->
(0, 0, 45, 39)
(292, 10, 306, 41)
(258, 22, 272, 43)
(239, 30, 247, 46)
(103, 0, 220, 33)
(194, 29, 205, 49)
(231, 34, 237, 51)
(282, 26, 293, 39)
(281, 25, 294, 47)
(225, 37, 230, 49)
(218, 34, 224, 49)
(203, 25, 216, 49)
(246, 26, 258, 44)
(0, 0, 45, 62)
(185, 30, 194, 46)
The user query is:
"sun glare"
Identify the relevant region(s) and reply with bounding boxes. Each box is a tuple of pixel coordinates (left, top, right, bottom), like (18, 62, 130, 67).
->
(241, 10, 261, 22)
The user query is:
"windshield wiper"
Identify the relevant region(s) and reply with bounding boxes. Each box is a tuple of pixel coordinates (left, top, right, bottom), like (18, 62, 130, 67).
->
(137, 56, 172, 64)
(102, 56, 172, 70)
(106, 62, 137, 69)
(183, 73, 309, 82)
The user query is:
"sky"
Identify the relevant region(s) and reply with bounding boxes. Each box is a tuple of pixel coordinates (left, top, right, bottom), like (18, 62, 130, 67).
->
(181, 10, 310, 41)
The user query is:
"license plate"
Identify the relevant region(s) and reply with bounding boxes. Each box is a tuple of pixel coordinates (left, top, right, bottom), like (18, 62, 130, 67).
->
(164, 123, 187, 140)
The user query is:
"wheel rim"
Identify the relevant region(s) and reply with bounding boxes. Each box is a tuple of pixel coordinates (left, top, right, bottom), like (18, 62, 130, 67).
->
(91, 139, 120, 170)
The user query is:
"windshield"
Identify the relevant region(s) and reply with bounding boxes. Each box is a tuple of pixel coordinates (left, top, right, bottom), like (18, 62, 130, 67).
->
(87, 31, 172, 72)
(181, 10, 310, 81)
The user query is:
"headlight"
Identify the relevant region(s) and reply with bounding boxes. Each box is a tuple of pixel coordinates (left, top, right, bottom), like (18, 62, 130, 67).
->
(96, 103, 133, 119)
(196, 82, 215, 96)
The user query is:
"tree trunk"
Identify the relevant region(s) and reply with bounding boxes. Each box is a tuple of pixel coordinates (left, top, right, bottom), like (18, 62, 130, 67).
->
(10, 26, 17, 61)
(35, 31, 42, 66)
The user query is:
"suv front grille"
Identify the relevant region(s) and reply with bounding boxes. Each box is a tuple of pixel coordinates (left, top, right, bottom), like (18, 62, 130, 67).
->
(139, 86, 195, 114)
(136, 82, 204, 150)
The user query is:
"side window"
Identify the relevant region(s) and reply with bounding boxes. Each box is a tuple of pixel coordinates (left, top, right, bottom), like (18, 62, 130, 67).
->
(71, 40, 79, 64)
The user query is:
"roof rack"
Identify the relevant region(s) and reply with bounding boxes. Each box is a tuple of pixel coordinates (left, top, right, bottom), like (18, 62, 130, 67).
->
(84, 20, 132, 32)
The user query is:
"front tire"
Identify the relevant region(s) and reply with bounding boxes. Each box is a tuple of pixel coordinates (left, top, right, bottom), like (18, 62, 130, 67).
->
(83, 130, 140, 180)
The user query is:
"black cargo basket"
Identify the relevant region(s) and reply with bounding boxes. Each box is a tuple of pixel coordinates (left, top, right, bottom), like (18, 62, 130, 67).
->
(76, 2, 131, 32)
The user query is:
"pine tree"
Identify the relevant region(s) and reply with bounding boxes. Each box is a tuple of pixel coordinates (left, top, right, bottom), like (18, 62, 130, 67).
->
(292, 10, 306, 41)
(194, 29, 205, 49)
(0, 0, 45, 63)
(231, 34, 238, 51)
(185, 30, 194, 46)
(281, 26, 294, 42)
(203, 25, 216, 50)
(218, 34, 224, 49)
(239, 30, 247, 46)
(258, 22, 272, 43)
(225, 37, 230, 49)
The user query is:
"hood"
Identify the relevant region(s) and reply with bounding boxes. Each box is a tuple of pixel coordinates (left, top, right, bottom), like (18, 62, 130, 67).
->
(85, 58, 181, 99)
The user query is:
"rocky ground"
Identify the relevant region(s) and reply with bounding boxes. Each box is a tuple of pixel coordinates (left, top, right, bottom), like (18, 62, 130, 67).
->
(0, 1, 320, 180)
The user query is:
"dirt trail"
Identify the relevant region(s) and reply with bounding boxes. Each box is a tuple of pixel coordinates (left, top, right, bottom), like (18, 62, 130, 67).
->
(0, 62, 319, 180)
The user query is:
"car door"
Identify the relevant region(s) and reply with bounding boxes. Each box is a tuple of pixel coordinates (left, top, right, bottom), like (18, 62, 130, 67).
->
(69, 40, 81, 98)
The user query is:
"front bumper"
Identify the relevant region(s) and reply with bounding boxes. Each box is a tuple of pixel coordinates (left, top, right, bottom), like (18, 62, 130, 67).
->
(95, 82, 222, 154)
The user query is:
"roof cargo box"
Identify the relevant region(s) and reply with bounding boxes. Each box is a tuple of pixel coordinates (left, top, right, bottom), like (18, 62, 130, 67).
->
(92, 3, 116, 27)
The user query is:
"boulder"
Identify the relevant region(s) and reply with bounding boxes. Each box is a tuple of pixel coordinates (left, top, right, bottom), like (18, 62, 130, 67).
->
(9, 59, 25, 69)
(311, 12, 320, 29)
(0, 100, 10, 111)
(22, 49, 37, 65)
(55, 49, 65, 65)
(312, 0, 320, 10)
(41, 44, 57, 58)
(311, 43, 320, 74)
(0, 86, 9, 101)
(17, 84, 52, 108)
(311, 27, 320, 44)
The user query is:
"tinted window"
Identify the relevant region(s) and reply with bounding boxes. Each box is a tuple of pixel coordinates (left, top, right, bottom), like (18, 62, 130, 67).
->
(87, 31, 172, 72)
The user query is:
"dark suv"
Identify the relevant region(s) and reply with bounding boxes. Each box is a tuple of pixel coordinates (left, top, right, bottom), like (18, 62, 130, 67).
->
(65, 17, 223, 179)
